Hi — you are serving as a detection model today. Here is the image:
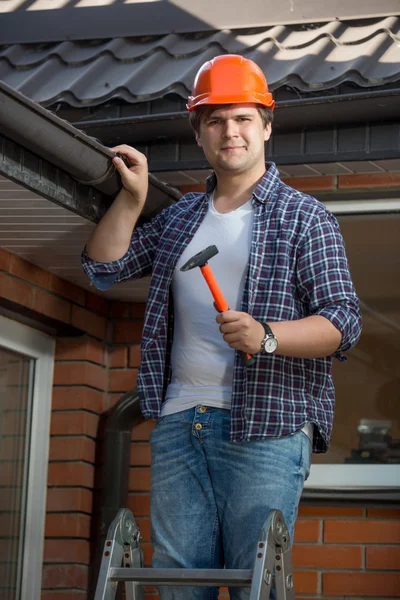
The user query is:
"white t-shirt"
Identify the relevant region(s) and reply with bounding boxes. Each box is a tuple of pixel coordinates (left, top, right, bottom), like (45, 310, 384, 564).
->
(162, 195, 254, 415)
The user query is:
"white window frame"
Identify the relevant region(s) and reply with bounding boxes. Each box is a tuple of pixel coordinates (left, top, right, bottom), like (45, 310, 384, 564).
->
(304, 199, 400, 492)
(0, 315, 55, 600)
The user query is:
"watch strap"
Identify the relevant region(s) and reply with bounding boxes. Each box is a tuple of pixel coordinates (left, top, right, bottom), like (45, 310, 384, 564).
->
(261, 323, 274, 337)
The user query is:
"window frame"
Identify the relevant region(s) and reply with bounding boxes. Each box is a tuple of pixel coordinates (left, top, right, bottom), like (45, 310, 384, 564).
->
(303, 199, 400, 495)
(0, 315, 55, 600)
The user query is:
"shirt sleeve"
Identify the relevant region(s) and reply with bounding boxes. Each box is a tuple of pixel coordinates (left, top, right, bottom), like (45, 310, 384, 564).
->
(81, 208, 168, 291)
(296, 211, 362, 359)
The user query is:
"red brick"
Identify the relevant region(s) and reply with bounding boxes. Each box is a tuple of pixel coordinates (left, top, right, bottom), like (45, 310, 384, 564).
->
(42, 564, 88, 590)
(49, 437, 96, 462)
(293, 544, 362, 569)
(282, 175, 336, 191)
(50, 275, 86, 305)
(129, 467, 151, 492)
(86, 291, 109, 317)
(298, 506, 365, 518)
(55, 338, 106, 365)
(71, 305, 107, 339)
(294, 519, 320, 543)
(10, 254, 51, 288)
(53, 362, 107, 390)
(114, 320, 143, 343)
(132, 303, 146, 318)
(50, 411, 100, 438)
(0, 463, 18, 486)
(109, 346, 128, 368)
(52, 386, 106, 413)
(2, 409, 27, 435)
(293, 571, 319, 594)
(367, 546, 400, 570)
(339, 172, 400, 189)
(129, 344, 141, 367)
(142, 543, 154, 568)
(128, 493, 150, 516)
(0, 437, 23, 461)
(368, 508, 400, 519)
(43, 539, 90, 563)
(131, 420, 156, 441)
(323, 572, 400, 596)
(110, 300, 131, 318)
(46, 488, 92, 513)
(179, 184, 206, 194)
(136, 517, 151, 541)
(109, 369, 138, 392)
(0, 271, 32, 306)
(31, 288, 71, 323)
(48, 462, 95, 487)
(324, 519, 400, 544)
(41, 592, 87, 600)
(130, 442, 151, 466)
(0, 247, 12, 271)
(45, 513, 91, 538)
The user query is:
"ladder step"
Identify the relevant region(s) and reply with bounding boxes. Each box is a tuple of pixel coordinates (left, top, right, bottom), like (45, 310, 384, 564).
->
(109, 568, 253, 587)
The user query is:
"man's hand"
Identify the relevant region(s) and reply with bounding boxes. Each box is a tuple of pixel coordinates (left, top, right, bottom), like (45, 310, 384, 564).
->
(216, 310, 265, 355)
(112, 144, 149, 207)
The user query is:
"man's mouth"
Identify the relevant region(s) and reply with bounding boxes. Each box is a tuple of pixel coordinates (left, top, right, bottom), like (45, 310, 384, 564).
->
(221, 146, 246, 151)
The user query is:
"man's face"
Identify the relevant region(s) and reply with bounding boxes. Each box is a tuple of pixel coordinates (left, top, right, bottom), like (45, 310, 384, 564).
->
(195, 103, 271, 175)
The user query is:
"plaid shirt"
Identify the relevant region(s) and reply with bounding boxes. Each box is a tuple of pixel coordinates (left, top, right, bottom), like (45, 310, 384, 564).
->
(82, 163, 362, 452)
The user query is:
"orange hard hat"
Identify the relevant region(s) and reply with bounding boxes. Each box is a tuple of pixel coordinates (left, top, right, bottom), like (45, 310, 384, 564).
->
(187, 54, 275, 112)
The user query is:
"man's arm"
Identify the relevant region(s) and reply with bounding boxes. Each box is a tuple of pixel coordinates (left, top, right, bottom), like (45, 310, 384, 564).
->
(216, 312, 342, 358)
(217, 211, 362, 359)
(85, 145, 148, 263)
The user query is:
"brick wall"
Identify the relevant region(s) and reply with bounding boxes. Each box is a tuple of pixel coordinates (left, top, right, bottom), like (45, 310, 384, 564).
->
(178, 170, 400, 196)
(1, 169, 399, 600)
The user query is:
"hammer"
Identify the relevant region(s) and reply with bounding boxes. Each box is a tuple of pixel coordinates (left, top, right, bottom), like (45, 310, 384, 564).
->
(180, 245, 255, 367)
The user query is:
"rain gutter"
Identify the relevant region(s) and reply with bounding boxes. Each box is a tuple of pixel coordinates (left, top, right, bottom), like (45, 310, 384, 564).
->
(0, 81, 181, 218)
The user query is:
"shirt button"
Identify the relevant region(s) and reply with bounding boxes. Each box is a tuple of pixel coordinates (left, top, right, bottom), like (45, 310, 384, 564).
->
(199, 406, 207, 413)
(195, 423, 203, 431)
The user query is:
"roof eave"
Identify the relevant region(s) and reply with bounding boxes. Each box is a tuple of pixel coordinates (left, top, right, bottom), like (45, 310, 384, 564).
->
(0, 81, 182, 221)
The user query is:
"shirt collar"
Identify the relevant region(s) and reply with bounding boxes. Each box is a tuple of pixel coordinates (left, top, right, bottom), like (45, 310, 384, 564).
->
(205, 162, 280, 203)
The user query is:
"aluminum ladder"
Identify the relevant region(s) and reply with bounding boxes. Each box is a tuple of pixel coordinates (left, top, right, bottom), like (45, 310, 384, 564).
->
(94, 507, 295, 600)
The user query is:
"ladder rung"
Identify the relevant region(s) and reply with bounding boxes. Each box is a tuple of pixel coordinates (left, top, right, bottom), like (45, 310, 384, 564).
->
(109, 568, 253, 587)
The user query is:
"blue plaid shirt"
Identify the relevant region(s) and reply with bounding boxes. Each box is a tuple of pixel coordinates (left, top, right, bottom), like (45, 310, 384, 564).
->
(82, 163, 361, 452)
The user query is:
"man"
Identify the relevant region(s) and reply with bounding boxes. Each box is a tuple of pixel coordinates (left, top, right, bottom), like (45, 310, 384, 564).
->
(82, 55, 362, 599)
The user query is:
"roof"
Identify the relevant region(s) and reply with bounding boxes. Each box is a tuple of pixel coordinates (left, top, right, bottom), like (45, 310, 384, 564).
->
(1, 17, 399, 108)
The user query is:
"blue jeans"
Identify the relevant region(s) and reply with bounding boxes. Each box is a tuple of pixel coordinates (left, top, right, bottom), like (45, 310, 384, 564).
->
(150, 407, 312, 600)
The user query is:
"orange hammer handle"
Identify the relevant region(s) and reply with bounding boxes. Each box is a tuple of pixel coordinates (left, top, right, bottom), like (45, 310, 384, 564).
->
(200, 264, 229, 312)
(199, 264, 255, 367)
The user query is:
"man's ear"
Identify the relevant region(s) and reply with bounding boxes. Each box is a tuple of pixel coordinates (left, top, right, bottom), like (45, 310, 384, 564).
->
(195, 132, 202, 147)
(264, 122, 272, 142)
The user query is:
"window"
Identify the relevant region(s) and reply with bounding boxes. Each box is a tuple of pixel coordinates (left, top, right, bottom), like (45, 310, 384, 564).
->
(305, 202, 400, 492)
(0, 316, 54, 600)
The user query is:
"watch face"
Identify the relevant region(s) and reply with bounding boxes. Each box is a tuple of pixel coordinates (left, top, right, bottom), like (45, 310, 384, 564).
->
(265, 337, 278, 353)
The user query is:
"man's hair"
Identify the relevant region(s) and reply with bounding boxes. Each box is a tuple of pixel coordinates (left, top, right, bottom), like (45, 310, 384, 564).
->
(188, 104, 274, 134)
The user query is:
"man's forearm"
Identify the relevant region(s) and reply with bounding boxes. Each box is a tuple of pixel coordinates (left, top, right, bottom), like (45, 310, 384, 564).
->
(268, 315, 342, 358)
(85, 189, 144, 263)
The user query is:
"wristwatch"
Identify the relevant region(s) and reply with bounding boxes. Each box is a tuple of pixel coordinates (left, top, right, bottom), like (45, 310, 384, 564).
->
(260, 323, 278, 354)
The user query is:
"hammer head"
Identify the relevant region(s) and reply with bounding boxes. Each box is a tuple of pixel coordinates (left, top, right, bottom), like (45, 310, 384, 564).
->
(180, 245, 219, 272)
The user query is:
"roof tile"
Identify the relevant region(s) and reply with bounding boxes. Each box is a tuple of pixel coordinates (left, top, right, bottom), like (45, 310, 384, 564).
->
(0, 18, 399, 107)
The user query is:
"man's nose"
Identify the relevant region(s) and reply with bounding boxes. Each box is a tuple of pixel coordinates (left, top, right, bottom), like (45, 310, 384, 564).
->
(222, 120, 239, 138)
